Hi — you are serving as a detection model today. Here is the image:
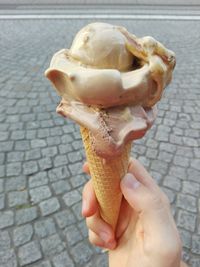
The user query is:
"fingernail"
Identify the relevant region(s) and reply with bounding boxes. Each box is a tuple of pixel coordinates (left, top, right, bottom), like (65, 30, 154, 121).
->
(123, 173, 140, 189)
(100, 231, 110, 243)
(82, 199, 88, 215)
(107, 240, 116, 250)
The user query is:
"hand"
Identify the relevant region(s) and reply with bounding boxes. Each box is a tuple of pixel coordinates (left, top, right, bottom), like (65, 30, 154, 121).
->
(82, 158, 184, 267)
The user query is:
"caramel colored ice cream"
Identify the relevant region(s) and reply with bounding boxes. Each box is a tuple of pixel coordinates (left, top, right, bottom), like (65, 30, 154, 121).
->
(45, 22, 175, 158)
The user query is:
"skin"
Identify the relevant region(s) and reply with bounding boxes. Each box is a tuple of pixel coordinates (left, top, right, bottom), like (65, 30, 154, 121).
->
(82, 158, 188, 267)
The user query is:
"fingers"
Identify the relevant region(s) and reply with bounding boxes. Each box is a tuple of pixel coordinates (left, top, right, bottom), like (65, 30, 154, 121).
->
(87, 213, 116, 249)
(82, 178, 116, 249)
(82, 162, 90, 175)
(82, 180, 98, 217)
(120, 171, 179, 246)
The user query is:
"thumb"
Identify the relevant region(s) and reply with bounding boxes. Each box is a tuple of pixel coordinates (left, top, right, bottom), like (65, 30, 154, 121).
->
(120, 173, 172, 238)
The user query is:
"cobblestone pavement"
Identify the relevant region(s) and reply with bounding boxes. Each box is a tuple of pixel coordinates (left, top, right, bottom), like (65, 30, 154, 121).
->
(0, 18, 199, 267)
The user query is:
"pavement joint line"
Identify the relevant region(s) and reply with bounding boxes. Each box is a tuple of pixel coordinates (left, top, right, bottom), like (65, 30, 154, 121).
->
(1, 14, 200, 20)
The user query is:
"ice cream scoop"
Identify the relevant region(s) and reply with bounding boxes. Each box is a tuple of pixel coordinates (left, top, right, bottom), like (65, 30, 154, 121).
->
(45, 22, 176, 231)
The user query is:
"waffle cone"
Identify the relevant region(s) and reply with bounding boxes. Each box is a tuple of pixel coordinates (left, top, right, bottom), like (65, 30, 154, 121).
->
(80, 126, 131, 231)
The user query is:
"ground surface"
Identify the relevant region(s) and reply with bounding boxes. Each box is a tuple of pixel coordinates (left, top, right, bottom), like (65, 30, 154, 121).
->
(0, 14, 200, 267)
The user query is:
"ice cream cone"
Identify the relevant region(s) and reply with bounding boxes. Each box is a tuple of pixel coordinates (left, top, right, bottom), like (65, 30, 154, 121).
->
(80, 126, 131, 231)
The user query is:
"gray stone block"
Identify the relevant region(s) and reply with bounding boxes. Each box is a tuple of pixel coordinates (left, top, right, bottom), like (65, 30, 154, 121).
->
(0, 231, 11, 251)
(182, 181, 200, 197)
(13, 224, 33, 246)
(18, 241, 42, 266)
(31, 139, 47, 148)
(63, 190, 81, 207)
(39, 197, 60, 216)
(5, 176, 26, 191)
(16, 207, 38, 225)
(64, 225, 83, 246)
(177, 194, 197, 213)
(23, 161, 38, 175)
(8, 190, 28, 207)
(48, 166, 70, 182)
(42, 146, 58, 157)
(0, 141, 14, 152)
(192, 235, 200, 254)
(29, 171, 48, 188)
(34, 218, 56, 238)
(53, 251, 74, 267)
(25, 149, 41, 160)
(177, 210, 196, 232)
(39, 157, 53, 171)
(0, 193, 5, 210)
(40, 234, 65, 256)
(7, 151, 24, 162)
(30, 186, 52, 204)
(54, 155, 68, 167)
(0, 249, 17, 267)
(54, 210, 76, 229)
(70, 241, 93, 265)
(0, 211, 14, 229)
(6, 162, 21, 176)
(15, 140, 30, 151)
(52, 180, 71, 195)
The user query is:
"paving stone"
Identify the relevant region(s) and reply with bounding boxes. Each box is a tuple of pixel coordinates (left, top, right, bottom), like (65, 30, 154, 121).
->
(179, 229, 192, 249)
(52, 251, 74, 267)
(54, 155, 68, 167)
(191, 235, 200, 254)
(0, 211, 14, 229)
(177, 194, 197, 213)
(13, 224, 33, 246)
(0, 193, 5, 210)
(25, 149, 41, 160)
(151, 160, 168, 175)
(0, 230, 11, 251)
(70, 174, 86, 188)
(6, 162, 21, 176)
(191, 159, 200, 171)
(68, 162, 83, 176)
(31, 139, 47, 148)
(5, 176, 26, 191)
(190, 258, 200, 267)
(7, 151, 24, 162)
(38, 157, 53, 171)
(58, 143, 73, 154)
(15, 140, 30, 151)
(177, 210, 196, 232)
(0, 179, 3, 193)
(84, 254, 108, 267)
(0, 131, 9, 141)
(32, 261, 52, 267)
(187, 168, 200, 183)
(54, 210, 76, 229)
(155, 131, 169, 142)
(47, 136, 61, 146)
(18, 241, 42, 266)
(30, 186, 52, 204)
(0, 164, 5, 177)
(29, 171, 48, 188)
(41, 234, 65, 256)
(64, 225, 83, 246)
(48, 166, 70, 182)
(68, 151, 82, 163)
(77, 221, 88, 238)
(72, 140, 83, 150)
(23, 161, 38, 175)
(169, 166, 187, 180)
(157, 150, 173, 163)
(182, 137, 198, 147)
(0, 249, 17, 267)
(11, 130, 25, 140)
(70, 241, 93, 265)
(63, 190, 81, 207)
(26, 130, 37, 139)
(163, 175, 181, 191)
(39, 197, 60, 216)
(52, 180, 71, 195)
(34, 218, 56, 238)
(0, 141, 14, 152)
(8, 190, 28, 207)
(173, 155, 190, 167)
(42, 146, 58, 157)
(159, 142, 176, 153)
(0, 153, 5, 165)
(16, 207, 38, 225)
(62, 124, 75, 134)
(182, 181, 200, 197)
(38, 128, 50, 138)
